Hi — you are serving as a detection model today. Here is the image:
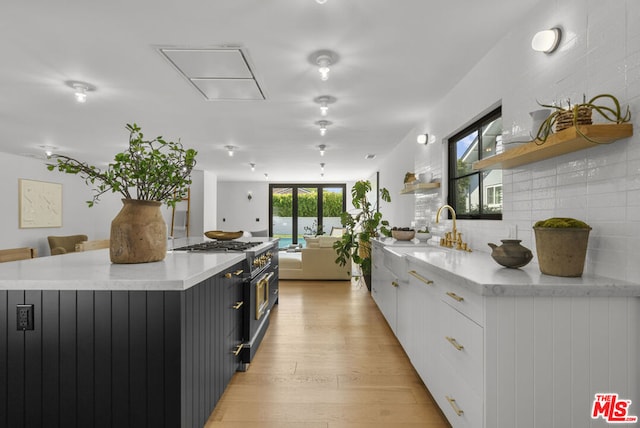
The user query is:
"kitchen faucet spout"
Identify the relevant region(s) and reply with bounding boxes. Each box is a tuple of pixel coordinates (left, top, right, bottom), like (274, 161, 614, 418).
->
(435, 204, 457, 235)
(435, 204, 471, 251)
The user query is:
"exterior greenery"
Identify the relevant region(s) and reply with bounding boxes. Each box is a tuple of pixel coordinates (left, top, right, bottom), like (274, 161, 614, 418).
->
(333, 180, 391, 276)
(272, 190, 343, 217)
(47, 123, 197, 207)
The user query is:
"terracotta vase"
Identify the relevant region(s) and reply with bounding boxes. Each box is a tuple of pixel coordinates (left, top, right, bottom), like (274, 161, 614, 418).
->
(488, 239, 533, 269)
(110, 199, 167, 264)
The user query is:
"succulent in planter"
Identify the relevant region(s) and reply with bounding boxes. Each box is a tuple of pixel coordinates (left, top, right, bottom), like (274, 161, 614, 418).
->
(47, 123, 197, 207)
(333, 180, 391, 289)
(46, 123, 198, 264)
(534, 94, 631, 144)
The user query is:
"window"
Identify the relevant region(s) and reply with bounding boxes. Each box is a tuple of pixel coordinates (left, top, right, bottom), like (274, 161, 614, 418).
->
(269, 184, 346, 249)
(448, 107, 502, 219)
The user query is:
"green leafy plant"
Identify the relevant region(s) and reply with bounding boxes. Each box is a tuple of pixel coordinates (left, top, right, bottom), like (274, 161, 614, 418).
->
(303, 219, 325, 236)
(47, 123, 197, 207)
(333, 180, 391, 278)
(534, 94, 631, 144)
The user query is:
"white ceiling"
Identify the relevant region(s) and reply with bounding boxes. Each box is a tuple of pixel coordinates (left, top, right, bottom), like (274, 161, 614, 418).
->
(0, 0, 541, 182)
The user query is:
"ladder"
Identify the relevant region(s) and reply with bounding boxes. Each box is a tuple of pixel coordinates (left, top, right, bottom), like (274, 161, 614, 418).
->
(170, 188, 190, 238)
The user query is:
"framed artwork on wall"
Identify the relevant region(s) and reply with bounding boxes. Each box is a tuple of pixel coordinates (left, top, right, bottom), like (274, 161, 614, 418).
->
(19, 179, 62, 228)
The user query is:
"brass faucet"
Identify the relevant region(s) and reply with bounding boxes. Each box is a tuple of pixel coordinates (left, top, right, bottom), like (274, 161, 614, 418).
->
(435, 204, 471, 252)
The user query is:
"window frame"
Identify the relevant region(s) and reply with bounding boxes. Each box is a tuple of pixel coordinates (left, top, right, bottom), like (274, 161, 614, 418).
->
(268, 183, 347, 244)
(447, 106, 502, 220)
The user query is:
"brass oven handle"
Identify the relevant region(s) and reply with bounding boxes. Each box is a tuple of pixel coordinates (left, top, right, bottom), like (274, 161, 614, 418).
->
(445, 336, 464, 351)
(233, 301, 244, 310)
(446, 291, 464, 302)
(232, 343, 244, 356)
(409, 270, 434, 285)
(225, 272, 232, 279)
(446, 396, 464, 416)
(260, 271, 275, 283)
(391, 281, 399, 288)
(233, 269, 244, 276)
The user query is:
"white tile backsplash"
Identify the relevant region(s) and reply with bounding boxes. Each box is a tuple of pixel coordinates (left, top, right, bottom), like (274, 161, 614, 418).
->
(410, 0, 639, 281)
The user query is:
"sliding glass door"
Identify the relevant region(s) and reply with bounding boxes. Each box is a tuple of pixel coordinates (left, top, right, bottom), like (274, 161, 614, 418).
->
(269, 184, 346, 249)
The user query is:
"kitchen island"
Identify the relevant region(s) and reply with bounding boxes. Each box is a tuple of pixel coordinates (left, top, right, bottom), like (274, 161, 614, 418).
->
(0, 242, 257, 428)
(372, 239, 640, 428)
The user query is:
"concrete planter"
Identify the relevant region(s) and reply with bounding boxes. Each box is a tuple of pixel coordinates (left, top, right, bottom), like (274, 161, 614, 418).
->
(533, 226, 591, 277)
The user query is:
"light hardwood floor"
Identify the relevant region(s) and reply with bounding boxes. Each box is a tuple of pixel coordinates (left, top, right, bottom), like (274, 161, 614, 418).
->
(205, 279, 451, 428)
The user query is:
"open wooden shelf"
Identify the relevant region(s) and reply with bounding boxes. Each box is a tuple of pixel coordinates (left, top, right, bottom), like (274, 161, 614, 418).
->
(472, 123, 633, 171)
(400, 182, 441, 194)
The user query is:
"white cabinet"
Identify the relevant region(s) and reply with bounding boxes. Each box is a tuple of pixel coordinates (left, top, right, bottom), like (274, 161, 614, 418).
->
(401, 258, 640, 428)
(371, 241, 397, 332)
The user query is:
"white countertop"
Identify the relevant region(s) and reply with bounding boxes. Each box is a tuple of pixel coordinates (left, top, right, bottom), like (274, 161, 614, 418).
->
(401, 246, 640, 297)
(0, 237, 266, 291)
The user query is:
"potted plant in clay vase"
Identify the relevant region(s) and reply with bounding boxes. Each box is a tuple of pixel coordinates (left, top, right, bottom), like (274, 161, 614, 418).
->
(333, 180, 391, 290)
(47, 123, 197, 264)
(533, 217, 592, 277)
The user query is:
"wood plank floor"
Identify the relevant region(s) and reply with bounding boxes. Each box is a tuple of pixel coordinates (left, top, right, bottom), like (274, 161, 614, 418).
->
(205, 279, 451, 428)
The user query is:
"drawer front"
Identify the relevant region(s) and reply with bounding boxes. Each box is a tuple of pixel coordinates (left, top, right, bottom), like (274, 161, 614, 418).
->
(440, 302, 483, 395)
(441, 280, 483, 325)
(408, 266, 484, 325)
(436, 355, 483, 428)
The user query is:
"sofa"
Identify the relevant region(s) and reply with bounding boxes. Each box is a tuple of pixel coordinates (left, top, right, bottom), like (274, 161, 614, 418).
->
(278, 235, 350, 280)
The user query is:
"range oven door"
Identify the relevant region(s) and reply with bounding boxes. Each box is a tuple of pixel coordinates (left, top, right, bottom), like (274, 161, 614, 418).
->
(255, 271, 273, 320)
(241, 268, 276, 367)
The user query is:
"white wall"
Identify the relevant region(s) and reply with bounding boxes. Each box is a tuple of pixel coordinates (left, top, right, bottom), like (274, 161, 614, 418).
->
(0, 152, 210, 255)
(398, 0, 639, 281)
(0, 153, 121, 256)
(217, 181, 270, 234)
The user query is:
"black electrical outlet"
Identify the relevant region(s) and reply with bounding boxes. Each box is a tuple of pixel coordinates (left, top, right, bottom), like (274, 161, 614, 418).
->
(17, 304, 34, 331)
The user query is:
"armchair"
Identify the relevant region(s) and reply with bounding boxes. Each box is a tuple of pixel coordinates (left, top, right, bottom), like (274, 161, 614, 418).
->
(47, 234, 88, 255)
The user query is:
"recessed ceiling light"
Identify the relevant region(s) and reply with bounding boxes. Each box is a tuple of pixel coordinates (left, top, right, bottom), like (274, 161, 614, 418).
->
(309, 50, 339, 82)
(365, 154, 376, 160)
(314, 95, 336, 117)
(315, 120, 332, 136)
(65, 80, 96, 103)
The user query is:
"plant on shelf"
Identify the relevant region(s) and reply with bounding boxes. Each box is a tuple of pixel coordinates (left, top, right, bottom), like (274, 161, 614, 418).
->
(333, 180, 391, 290)
(47, 123, 197, 207)
(47, 123, 197, 264)
(534, 94, 631, 144)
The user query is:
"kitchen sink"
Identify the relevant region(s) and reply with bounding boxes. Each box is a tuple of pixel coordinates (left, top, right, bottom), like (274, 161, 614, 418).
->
(383, 245, 448, 281)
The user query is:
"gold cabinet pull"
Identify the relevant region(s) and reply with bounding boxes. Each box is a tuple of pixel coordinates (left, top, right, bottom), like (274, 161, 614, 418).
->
(408, 270, 434, 285)
(446, 291, 464, 302)
(391, 281, 399, 288)
(234, 269, 244, 276)
(446, 396, 464, 416)
(232, 343, 244, 356)
(445, 336, 464, 351)
(233, 301, 244, 310)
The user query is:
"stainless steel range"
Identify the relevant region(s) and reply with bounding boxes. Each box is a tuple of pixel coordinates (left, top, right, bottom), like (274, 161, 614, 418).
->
(173, 238, 279, 369)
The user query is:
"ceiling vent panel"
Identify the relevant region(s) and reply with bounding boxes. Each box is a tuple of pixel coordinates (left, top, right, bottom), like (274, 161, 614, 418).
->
(191, 78, 264, 101)
(159, 47, 265, 100)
